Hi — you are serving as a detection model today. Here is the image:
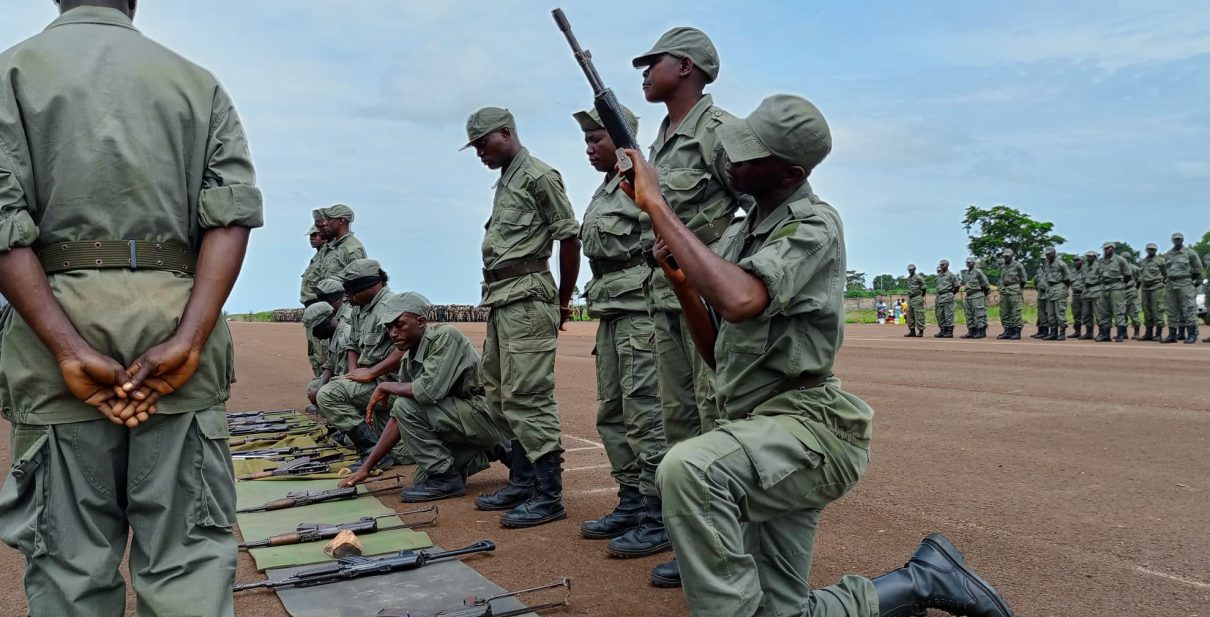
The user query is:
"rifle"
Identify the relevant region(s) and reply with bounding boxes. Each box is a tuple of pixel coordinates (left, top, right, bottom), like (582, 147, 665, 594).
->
(238, 506, 438, 549)
(551, 8, 641, 178)
(236, 474, 407, 513)
(227, 409, 294, 420)
(230, 445, 333, 460)
(232, 540, 496, 592)
(377, 577, 572, 617)
(229, 421, 317, 436)
(236, 452, 356, 481)
(228, 429, 317, 447)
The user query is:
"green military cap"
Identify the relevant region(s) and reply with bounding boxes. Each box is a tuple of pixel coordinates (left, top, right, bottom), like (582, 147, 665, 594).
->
(302, 302, 335, 329)
(1172, 232, 1184, 241)
(306, 225, 319, 236)
(573, 105, 639, 135)
(1120, 251, 1132, 258)
(965, 256, 976, 263)
(939, 259, 949, 266)
(632, 27, 720, 84)
(1001, 248, 1014, 257)
(338, 258, 382, 282)
(1084, 250, 1098, 257)
(1146, 242, 1158, 250)
(315, 278, 344, 296)
(377, 291, 432, 326)
(907, 263, 916, 270)
(1102, 241, 1115, 249)
(462, 107, 515, 150)
(1043, 246, 1056, 255)
(323, 204, 355, 222)
(718, 94, 831, 171)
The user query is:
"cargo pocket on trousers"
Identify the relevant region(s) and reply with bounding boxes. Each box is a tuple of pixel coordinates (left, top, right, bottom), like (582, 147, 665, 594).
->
(720, 417, 824, 490)
(624, 331, 659, 399)
(191, 410, 235, 531)
(0, 425, 50, 557)
(505, 336, 557, 395)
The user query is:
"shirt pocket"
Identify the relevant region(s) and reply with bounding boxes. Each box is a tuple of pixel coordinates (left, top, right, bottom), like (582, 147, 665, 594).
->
(660, 168, 711, 209)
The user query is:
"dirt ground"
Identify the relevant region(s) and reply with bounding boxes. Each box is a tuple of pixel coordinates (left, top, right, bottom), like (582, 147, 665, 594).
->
(1, 321, 1208, 616)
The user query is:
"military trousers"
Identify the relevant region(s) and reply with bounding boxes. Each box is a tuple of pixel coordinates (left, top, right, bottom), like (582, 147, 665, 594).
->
(594, 312, 666, 496)
(1142, 287, 1166, 327)
(907, 296, 926, 331)
(306, 330, 324, 378)
(999, 292, 1024, 328)
(1124, 288, 1142, 327)
(0, 409, 236, 617)
(317, 378, 410, 461)
(1083, 292, 1102, 328)
(1070, 292, 1084, 326)
(1047, 290, 1068, 328)
(1098, 288, 1127, 327)
(963, 293, 987, 328)
(934, 298, 955, 327)
(657, 387, 876, 617)
(652, 309, 718, 446)
(1165, 280, 1197, 327)
(482, 298, 562, 462)
(392, 395, 501, 483)
(1038, 296, 1053, 328)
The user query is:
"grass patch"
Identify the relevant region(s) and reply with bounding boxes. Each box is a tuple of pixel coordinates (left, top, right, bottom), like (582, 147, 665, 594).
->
(226, 311, 274, 322)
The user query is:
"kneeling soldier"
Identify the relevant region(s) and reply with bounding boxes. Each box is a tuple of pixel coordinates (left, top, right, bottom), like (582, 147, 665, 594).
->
(619, 94, 1013, 616)
(340, 292, 506, 501)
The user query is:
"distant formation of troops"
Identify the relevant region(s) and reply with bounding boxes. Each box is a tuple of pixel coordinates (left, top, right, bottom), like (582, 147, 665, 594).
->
(904, 234, 1205, 343)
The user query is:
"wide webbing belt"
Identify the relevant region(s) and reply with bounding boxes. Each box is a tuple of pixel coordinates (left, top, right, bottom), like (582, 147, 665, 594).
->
(589, 254, 645, 278)
(36, 240, 196, 275)
(482, 258, 549, 284)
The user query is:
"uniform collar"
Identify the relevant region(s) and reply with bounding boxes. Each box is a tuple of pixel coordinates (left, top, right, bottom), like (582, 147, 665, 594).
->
(364, 286, 390, 312)
(328, 231, 354, 249)
(748, 181, 814, 238)
(493, 147, 530, 189)
(408, 325, 438, 364)
(657, 94, 716, 143)
(47, 6, 138, 32)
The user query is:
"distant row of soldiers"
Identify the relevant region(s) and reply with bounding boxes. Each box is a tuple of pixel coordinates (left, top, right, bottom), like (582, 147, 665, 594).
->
(903, 233, 1205, 343)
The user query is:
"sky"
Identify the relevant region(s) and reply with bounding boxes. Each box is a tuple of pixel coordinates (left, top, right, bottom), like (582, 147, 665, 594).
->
(2, 1, 1208, 310)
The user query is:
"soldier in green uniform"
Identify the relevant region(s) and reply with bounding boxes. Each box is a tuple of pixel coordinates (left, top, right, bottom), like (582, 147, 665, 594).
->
(301, 225, 328, 377)
(1069, 257, 1086, 339)
(960, 257, 989, 339)
(312, 204, 367, 280)
(1119, 251, 1143, 339)
(1162, 232, 1204, 344)
(997, 249, 1027, 340)
(1032, 264, 1051, 339)
(616, 93, 1013, 617)
(933, 259, 960, 338)
(1079, 251, 1101, 340)
(307, 278, 352, 406)
(316, 260, 408, 468)
(463, 107, 581, 528)
(338, 293, 508, 502)
(904, 264, 927, 337)
(1096, 242, 1131, 342)
(1139, 243, 1167, 341)
(1040, 247, 1072, 340)
(571, 106, 671, 555)
(0, 2, 263, 614)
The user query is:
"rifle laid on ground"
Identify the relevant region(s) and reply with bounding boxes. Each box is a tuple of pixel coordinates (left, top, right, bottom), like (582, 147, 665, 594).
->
(232, 540, 496, 592)
(230, 445, 335, 460)
(227, 409, 294, 421)
(238, 506, 438, 549)
(377, 577, 572, 617)
(229, 421, 318, 436)
(236, 452, 356, 481)
(228, 429, 320, 447)
(237, 474, 407, 513)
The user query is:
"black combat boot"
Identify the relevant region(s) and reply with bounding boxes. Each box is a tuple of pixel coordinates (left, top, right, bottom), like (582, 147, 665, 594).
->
(995, 327, 1009, 340)
(401, 469, 466, 502)
(973, 327, 986, 339)
(1140, 325, 1153, 341)
(872, 533, 1015, 617)
(475, 441, 536, 511)
(904, 328, 917, 338)
(1113, 325, 1126, 342)
(934, 327, 946, 338)
(1094, 326, 1111, 342)
(1131, 325, 1141, 340)
(941, 327, 954, 338)
(1079, 326, 1094, 340)
(1162, 327, 1180, 343)
(606, 495, 672, 558)
(1042, 327, 1059, 340)
(347, 422, 398, 472)
(1054, 326, 1066, 341)
(1185, 325, 1199, 344)
(580, 484, 644, 540)
(960, 327, 974, 339)
(649, 559, 681, 588)
(1007, 327, 1021, 340)
(1029, 327, 1046, 339)
(500, 451, 567, 528)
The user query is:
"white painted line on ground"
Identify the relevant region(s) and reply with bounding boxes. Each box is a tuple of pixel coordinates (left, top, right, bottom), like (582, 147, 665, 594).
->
(844, 337, 1202, 352)
(569, 487, 618, 497)
(565, 463, 611, 473)
(565, 434, 605, 448)
(566, 445, 603, 453)
(1135, 566, 1210, 590)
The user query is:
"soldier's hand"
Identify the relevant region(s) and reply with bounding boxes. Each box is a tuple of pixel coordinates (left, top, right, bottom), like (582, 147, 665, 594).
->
(121, 335, 202, 422)
(559, 304, 573, 331)
(365, 385, 389, 425)
(616, 149, 666, 213)
(58, 347, 128, 422)
(654, 236, 688, 287)
(345, 367, 376, 384)
(307, 387, 319, 406)
(338, 469, 370, 488)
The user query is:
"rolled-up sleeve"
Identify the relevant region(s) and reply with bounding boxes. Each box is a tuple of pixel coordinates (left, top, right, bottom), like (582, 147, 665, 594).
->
(198, 86, 264, 230)
(0, 166, 37, 252)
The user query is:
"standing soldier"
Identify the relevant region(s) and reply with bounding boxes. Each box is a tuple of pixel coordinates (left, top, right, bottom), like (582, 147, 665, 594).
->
(1120, 251, 1143, 339)
(0, 2, 262, 614)
(1033, 264, 1051, 339)
(904, 264, 927, 337)
(1096, 242, 1131, 342)
(463, 107, 581, 528)
(616, 94, 1014, 617)
(1139, 243, 1167, 341)
(1080, 251, 1102, 340)
(572, 106, 671, 556)
(301, 225, 328, 378)
(1162, 232, 1204, 344)
(997, 248, 1027, 340)
(960, 256, 989, 339)
(933, 260, 960, 338)
(311, 204, 367, 285)
(1069, 257, 1086, 339)
(1040, 247, 1072, 340)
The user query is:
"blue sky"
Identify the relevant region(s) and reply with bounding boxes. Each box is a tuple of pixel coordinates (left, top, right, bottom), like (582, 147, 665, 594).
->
(3, 1, 1208, 309)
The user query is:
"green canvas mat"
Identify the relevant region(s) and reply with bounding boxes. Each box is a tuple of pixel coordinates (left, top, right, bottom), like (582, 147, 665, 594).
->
(248, 528, 432, 571)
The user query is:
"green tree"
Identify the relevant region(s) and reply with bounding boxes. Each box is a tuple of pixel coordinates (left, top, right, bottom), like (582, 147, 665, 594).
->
(846, 270, 867, 292)
(962, 205, 1066, 281)
(1191, 230, 1210, 263)
(1108, 241, 1139, 264)
(872, 274, 899, 291)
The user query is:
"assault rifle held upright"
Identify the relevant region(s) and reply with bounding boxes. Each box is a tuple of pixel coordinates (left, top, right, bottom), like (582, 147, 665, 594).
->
(377, 577, 572, 617)
(237, 506, 438, 549)
(232, 540, 496, 592)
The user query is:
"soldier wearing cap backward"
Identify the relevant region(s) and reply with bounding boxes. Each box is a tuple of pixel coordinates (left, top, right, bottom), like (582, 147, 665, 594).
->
(1162, 232, 1204, 344)
(1138, 243, 1167, 341)
(1096, 242, 1131, 342)
(1078, 251, 1102, 340)
(1069, 256, 1087, 339)
(1039, 246, 1072, 340)
(301, 225, 328, 378)
(338, 292, 509, 502)
(904, 264, 927, 337)
(571, 105, 672, 556)
(996, 248, 1027, 340)
(933, 260, 960, 338)
(617, 94, 1013, 616)
(959, 257, 990, 338)
(462, 106, 581, 528)
(0, 1, 263, 614)
(316, 259, 409, 469)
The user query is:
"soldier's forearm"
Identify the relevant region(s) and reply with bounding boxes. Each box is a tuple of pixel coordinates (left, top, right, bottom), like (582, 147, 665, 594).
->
(0, 247, 92, 362)
(368, 348, 405, 379)
(557, 238, 581, 308)
(176, 226, 251, 349)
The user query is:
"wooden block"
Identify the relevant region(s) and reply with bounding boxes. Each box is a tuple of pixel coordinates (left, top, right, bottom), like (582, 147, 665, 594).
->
(324, 530, 363, 558)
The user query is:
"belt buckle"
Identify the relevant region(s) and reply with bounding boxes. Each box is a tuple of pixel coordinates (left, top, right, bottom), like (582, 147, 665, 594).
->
(128, 240, 138, 270)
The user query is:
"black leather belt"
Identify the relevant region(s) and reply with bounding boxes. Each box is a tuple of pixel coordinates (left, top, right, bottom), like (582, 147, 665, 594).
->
(589, 254, 645, 278)
(483, 259, 549, 283)
(36, 240, 196, 275)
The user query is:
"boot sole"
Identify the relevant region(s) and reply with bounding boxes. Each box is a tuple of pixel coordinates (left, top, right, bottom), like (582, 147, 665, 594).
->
(606, 541, 672, 559)
(500, 510, 568, 529)
(923, 534, 1015, 617)
(649, 572, 682, 588)
(580, 524, 640, 540)
(401, 488, 466, 503)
